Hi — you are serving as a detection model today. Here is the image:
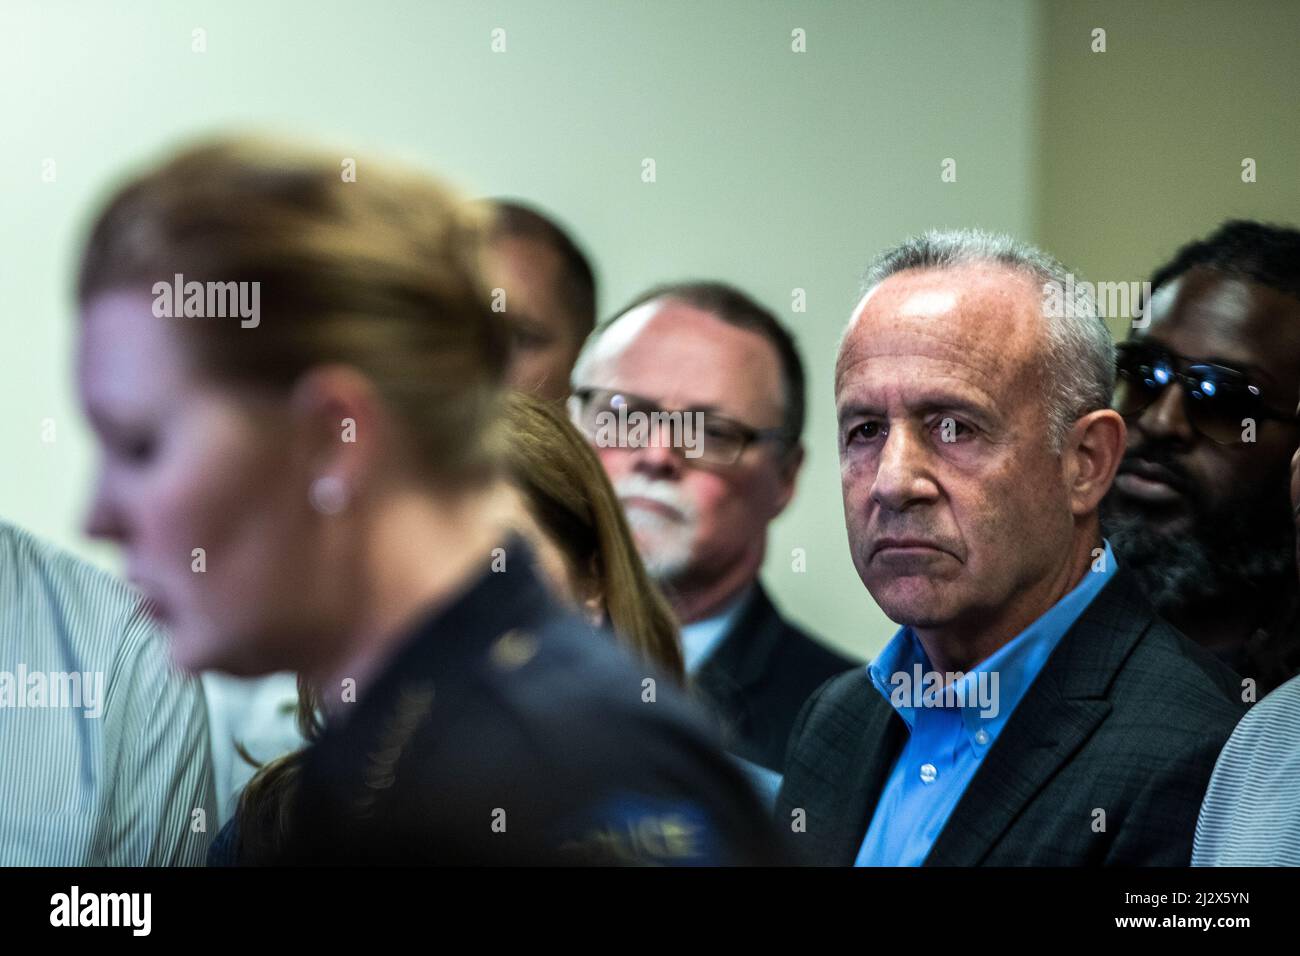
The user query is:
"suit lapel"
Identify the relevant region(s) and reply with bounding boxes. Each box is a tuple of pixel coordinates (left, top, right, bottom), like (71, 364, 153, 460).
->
(924, 569, 1151, 866)
(923, 676, 1110, 865)
(795, 688, 908, 866)
(821, 702, 904, 868)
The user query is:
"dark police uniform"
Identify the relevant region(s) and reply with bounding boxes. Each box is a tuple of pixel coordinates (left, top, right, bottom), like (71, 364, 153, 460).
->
(281, 541, 781, 865)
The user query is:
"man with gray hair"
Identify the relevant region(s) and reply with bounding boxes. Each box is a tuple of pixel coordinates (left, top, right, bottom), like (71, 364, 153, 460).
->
(777, 229, 1244, 865)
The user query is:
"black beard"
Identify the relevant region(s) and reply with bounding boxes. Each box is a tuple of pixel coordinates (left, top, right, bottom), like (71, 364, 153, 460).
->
(1101, 491, 1296, 617)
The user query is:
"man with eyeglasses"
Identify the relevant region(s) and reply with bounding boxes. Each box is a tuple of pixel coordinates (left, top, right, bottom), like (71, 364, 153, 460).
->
(569, 281, 855, 775)
(1102, 220, 1300, 696)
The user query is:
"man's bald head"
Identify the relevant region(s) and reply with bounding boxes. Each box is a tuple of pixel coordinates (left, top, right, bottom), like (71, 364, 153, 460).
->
(845, 229, 1114, 452)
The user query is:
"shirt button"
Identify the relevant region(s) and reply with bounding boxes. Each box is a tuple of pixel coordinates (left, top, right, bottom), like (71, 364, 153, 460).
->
(975, 729, 990, 746)
(919, 763, 938, 784)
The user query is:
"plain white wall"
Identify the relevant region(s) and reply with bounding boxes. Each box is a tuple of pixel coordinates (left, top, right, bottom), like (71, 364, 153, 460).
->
(0, 0, 1041, 661)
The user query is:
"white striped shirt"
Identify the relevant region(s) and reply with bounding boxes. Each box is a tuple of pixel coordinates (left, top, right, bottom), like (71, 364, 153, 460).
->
(1193, 674, 1300, 866)
(0, 520, 216, 865)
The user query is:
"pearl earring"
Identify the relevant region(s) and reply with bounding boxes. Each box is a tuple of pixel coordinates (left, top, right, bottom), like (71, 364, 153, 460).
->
(309, 475, 350, 515)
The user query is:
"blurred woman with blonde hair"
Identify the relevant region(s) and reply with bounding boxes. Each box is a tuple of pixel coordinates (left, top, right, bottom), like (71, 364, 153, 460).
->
(220, 392, 687, 864)
(499, 392, 684, 681)
(76, 136, 774, 865)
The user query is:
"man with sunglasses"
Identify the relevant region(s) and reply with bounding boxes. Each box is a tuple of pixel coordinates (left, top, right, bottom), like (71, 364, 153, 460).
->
(569, 282, 855, 774)
(1102, 220, 1300, 696)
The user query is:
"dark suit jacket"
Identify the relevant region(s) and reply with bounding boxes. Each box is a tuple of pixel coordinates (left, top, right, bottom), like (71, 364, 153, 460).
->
(694, 585, 857, 774)
(776, 568, 1247, 866)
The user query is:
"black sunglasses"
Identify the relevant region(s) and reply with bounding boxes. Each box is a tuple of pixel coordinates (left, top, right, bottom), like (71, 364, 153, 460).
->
(1113, 341, 1300, 444)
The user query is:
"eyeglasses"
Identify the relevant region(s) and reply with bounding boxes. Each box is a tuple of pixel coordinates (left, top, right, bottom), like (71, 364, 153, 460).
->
(1113, 341, 1300, 445)
(569, 386, 788, 466)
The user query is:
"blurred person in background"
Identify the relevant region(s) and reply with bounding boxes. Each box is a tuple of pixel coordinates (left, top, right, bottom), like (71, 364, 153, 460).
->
(202, 670, 303, 829)
(485, 199, 596, 402)
(76, 136, 777, 865)
(0, 519, 215, 865)
(205, 202, 598, 832)
(212, 390, 688, 863)
(497, 391, 684, 679)
(1102, 220, 1300, 696)
(1193, 406, 1300, 866)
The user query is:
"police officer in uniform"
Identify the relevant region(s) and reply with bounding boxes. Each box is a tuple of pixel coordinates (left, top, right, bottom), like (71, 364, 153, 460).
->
(75, 137, 780, 867)
(284, 539, 781, 865)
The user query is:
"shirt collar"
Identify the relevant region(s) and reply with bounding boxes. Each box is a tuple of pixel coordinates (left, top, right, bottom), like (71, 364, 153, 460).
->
(680, 586, 754, 674)
(868, 540, 1118, 750)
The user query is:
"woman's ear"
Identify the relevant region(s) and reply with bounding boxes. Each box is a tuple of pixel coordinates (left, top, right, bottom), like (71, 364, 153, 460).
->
(288, 365, 388, 503)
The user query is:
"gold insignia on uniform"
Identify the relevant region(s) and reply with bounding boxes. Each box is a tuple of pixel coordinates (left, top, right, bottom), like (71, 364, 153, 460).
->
(559, 814, 703, 864)
(489, 629, 539, 670)
(354, 681, 436, 817)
